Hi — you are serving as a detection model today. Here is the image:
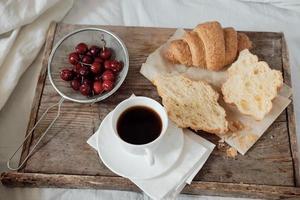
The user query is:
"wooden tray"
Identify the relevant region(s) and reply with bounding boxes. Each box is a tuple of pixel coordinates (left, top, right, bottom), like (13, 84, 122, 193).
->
(1, 22, 300, 199)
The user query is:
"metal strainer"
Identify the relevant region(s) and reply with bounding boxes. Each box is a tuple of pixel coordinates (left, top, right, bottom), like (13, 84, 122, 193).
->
(7, 28, 129, 170)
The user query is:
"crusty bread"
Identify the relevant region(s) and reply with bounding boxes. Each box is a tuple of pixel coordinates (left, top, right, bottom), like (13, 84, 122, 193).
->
(154, 75, 228, 134)
(194, 21, 225, 71)
(164, 39, 192, 66)
(222, 49, 283, 120)
(183, 31, 206, 67)
(237, 33, 252, 52)
(224, 27, 238, 66)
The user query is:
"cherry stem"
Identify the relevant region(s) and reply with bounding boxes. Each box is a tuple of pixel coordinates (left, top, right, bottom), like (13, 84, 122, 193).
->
(100, 34, 106, 51)
(78, 61, 92, 67)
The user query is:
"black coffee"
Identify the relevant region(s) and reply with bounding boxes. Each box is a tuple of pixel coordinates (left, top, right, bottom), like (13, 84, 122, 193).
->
(117, 106, 162, 145)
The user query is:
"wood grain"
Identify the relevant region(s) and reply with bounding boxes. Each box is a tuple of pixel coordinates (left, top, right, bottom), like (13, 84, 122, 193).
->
(281, 34, 300, 186)
(195, 122, 294, 185)
(1, 23, 299, 198)
(19, 22, 57, 171)
(2, 172, 300, 199)
(24, 24, 294, 185)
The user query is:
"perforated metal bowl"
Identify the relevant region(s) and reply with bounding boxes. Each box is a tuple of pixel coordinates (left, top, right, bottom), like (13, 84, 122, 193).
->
(48, 28, 129, 103)
(7, 28, 130, 171)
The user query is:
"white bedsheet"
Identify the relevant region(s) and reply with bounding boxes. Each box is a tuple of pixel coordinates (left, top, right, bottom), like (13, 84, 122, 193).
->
(1, 0, 300, 199)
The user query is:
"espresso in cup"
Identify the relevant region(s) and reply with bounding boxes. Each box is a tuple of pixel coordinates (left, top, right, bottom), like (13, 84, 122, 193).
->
(117, 106, 162, 145)
(111, 96, 168, 165)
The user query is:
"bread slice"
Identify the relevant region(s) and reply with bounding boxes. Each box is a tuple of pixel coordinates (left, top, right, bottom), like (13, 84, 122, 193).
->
(224, 27, 238, 66)
(183, 31, 206, 67)
(164, 39, 192, 66)
(154, 75, 228, 134)
(222, 49, 283, 120)
(237, 33, 252, 52)
(194, 21, 225, 71)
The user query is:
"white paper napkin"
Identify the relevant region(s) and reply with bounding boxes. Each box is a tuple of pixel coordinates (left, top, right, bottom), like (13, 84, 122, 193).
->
(87, 113, 215, 200)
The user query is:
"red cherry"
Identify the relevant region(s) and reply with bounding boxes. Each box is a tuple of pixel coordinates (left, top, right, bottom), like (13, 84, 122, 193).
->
(100, 48, 112, 60)
(60, 69, 74, 81)
(70, 79, 81, 90)
(89, 46, 101, 57)
(93, 81, 104, 95)
(102, 70, 115, 81)
(94, 57, 104, 63)
(80, 84, 91, 96)
(74, 72, 81, 79)
(82, 79, 92, 86)
(90, 62, 102, 74)
(94, 75, 101, 81)
(73, 63, 82, 74)
(104, 60, 111, 70)
(102, 80, 114, 91)
(86, 51, 93, 56)
(110, 60, 122, 73)
(79, 65, 90, 77)
(68, 52, 79, 65)
(82, 55, 93, 64)
(75, 43, 88, 54)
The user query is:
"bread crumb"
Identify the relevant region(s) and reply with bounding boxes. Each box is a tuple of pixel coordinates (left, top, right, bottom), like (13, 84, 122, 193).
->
(219, 137, 225, 143)
(237, 133, 259, 152)
(226, 147, 238, 158)
(217, 139, 226, 150)
(228, 120, 245, 132)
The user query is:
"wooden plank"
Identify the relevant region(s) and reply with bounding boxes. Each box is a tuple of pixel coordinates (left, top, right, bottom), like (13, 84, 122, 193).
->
(20, 24, 294, 186)
(195, 122, 294, 186)
(1, 172, 139, 192)
(281, 34, 300, 186)
(19, 22, 57, 171)
(183, 181, 300, 199)
(19, 24, 294, 187)
(2, 172, 300, 199)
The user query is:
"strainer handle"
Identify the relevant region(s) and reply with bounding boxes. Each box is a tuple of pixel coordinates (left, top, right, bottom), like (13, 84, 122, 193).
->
(7, 97, 65, 171)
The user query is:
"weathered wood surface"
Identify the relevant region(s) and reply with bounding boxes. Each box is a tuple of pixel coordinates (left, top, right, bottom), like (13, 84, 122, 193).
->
(1, 23, 299, 198)
(2, 172, 300, 199)
(19, 22, 58, 172)
(281, 35, 300, 186)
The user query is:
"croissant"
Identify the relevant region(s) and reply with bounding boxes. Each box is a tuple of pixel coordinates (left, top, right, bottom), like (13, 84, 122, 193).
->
(164, 21, 252, 71)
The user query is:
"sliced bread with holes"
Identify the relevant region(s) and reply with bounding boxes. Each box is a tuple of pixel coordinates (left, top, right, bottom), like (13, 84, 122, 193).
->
(222, 49, 283, 120)
(153, 75, 228, 134)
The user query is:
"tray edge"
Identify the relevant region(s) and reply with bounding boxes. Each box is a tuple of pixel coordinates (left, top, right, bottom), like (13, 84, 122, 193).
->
(281, 33, 300, 186)
(1, 172, 300, 199)
(18, 22, 58, 172)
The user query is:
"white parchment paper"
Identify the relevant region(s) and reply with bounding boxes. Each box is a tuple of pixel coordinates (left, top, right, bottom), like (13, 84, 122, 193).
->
(140, 29, 292, 155)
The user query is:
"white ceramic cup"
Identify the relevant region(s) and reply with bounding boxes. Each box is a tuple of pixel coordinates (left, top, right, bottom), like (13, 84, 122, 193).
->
(111, 96, 168, 166)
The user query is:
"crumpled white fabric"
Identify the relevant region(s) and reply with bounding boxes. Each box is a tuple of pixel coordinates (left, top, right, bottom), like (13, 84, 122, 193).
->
(238, 0, 300, 11)
(0, 0, 73, 110)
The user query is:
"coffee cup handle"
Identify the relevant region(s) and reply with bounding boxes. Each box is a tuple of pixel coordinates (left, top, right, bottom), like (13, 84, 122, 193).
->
(145, 148, 155, 166)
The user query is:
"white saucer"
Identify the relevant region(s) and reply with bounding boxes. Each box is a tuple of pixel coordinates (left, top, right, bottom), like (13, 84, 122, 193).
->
(96, 112, 184, 180)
